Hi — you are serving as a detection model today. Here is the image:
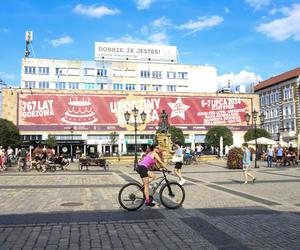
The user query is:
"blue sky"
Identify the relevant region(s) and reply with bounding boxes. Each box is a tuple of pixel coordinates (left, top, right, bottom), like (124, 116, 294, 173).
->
(0, 0, 300, 90)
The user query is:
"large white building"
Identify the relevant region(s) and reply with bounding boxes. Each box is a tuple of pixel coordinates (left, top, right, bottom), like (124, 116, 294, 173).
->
(21, 42, 218, 93)
(0, 41, 259, 157)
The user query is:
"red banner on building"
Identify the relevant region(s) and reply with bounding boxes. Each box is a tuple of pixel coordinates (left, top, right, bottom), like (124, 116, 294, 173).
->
(17, 93, 252, 131)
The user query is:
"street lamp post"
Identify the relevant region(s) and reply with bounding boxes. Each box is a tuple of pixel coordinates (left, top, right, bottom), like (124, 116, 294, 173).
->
(124, 107, 147, 170)
(70, 127, 74, 163)
(246, 110, 264, 168)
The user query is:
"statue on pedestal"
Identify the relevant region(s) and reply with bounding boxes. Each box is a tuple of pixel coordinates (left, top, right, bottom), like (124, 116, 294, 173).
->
(158, 110, 169, 134)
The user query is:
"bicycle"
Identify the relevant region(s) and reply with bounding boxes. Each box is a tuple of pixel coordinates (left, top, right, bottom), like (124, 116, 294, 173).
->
(118, 168, 185, 211)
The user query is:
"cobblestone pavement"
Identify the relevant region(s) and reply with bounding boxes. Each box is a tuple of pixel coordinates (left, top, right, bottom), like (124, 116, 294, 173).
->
(0, 160, 299, 249)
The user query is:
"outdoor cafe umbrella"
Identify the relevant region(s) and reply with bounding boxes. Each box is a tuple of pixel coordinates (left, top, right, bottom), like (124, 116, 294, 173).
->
(247, 137, 277, 145)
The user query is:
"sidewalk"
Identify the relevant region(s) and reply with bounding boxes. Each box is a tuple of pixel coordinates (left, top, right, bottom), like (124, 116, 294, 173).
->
(0, 160, 299, 249)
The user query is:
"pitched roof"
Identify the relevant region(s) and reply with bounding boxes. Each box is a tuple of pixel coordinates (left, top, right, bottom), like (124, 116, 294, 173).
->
(254, 67, 300, 92)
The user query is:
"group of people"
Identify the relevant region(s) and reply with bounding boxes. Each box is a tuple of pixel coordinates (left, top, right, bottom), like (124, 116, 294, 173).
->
(265, 144, 298, 167)
(136, 142, 186, 207)
(0, 145, 70, 173)
(0, 146, 15, 171)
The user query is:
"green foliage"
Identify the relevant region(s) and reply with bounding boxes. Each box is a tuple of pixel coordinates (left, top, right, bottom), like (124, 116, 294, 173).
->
(110, 131, 118, 145)
(0, 118, 21, 148)
(227, 147, 243, 169)
(244, 128, 271, 142)
(205, 126, 233, 148)
(168, 126, 185, 145)
(45, 134, 57, 148)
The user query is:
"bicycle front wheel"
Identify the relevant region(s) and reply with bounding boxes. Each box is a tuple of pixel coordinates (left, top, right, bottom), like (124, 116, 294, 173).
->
(118, 183, 145, 211)
(159, 182, 185, 209)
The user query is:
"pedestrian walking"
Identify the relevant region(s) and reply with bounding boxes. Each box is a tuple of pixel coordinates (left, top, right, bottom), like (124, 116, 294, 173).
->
(267, 145, 274, 167)
(276, 144, 283, 166)
(242, 143, 256, 184)
(173, 141, 186, 185)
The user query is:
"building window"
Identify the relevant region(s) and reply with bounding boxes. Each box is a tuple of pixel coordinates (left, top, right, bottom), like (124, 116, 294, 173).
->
(55, 68, 66, 76)
(24, 66, 36, 74)
(265, 95, 270, 105)
(56, 82, 66, 89)
(68, 82, 79, 89)
(152, 85, 162, 91)
(97, 68, 107, 77)
(270, 93, 275, 103)
(141, 70, 150, 78)
(84, 68, 95, 76)
(152, 71, 162, 78)
(83, 83, 95, 90)
(20, 135, 42, 141)
(38, 67, 49, 75)
(113, 83, 123, 90)
(140, 84, 147, 91)
(96, 83, 104, 90)
(178, 72, 188, 79)
(276, 92, 279, 101)
(284, 87, 292, 100)
(260, 96, 265, 106)
(167, 85, 176, 92)
(38, 81, 49, 89)
(24, 81, 36, 88)
(167, 71, 176, 79)
(125, 84, 135, 91)
(285, 106, 289, 116)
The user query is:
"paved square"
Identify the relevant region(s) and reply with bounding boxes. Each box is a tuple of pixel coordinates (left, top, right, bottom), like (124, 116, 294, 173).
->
(0, 160, 299, 249)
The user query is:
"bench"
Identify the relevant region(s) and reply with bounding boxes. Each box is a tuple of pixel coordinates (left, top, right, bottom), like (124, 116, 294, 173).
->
(46, 157, 70, 171)
(79, 158, 109, 171)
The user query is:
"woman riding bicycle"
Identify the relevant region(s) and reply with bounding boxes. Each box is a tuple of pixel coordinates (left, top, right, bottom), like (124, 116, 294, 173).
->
(136, 144, 167, 207)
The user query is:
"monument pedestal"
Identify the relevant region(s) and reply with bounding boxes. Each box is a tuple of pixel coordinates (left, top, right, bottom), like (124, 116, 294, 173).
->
(156, 133, 173, 161)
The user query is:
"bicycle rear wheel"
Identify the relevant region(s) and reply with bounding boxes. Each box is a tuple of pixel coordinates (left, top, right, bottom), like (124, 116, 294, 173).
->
(159, 182, 185, 209)
(118, 183, 145, 211)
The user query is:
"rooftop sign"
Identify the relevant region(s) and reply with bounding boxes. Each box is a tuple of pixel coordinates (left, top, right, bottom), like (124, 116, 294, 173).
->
(95, 42, 177, 63)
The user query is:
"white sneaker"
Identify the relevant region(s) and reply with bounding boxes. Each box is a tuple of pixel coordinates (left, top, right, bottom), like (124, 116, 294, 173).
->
(179, 178, 186, 186)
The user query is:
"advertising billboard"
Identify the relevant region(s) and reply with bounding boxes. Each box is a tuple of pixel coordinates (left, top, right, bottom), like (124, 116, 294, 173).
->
(17, 93, 253, 131)
(95, 42, 177, 63)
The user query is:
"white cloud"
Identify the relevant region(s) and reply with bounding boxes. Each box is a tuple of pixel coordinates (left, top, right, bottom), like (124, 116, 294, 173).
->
(107, 35, 149, 44)
(73, 4, 119, 18)
(108, 16, 170, 45)
(153, 16, 171, 28)
(178, 16, 223, 35)
(148, 32, 169, 44)
(217, 71, 262, 91)
(256, 4, 300, 41)
(49, 36, 73, 47)
(0, 72, 15, 80)
(245, 0, 271, 10)
(135, 0, 155, 10)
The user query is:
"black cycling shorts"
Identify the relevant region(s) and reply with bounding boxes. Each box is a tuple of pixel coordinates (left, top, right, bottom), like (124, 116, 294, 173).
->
(136, 165, 148, 178)
(175, 162, 183, 169)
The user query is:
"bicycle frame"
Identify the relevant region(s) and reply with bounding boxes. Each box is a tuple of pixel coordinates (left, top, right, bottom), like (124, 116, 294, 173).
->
(148, 170, 174, 196)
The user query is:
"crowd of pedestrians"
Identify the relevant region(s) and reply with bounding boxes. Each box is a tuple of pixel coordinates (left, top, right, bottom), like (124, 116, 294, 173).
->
(0, 145, 69, 173)
(263, 143, 298, 167)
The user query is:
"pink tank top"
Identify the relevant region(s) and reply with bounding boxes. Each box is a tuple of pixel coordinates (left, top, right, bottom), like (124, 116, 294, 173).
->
(139, 153, 156, 169)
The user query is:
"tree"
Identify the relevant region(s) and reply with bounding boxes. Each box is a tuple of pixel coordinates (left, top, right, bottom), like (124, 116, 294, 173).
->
(0, 118, 21, 148)
(205, 126, 233, 148)
(244, 128, 271, 142)
(168, 126, 185, 145)
(45, 134, 57, 149)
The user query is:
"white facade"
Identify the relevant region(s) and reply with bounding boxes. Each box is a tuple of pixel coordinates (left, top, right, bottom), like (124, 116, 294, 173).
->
(21, 42, 217, 93)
